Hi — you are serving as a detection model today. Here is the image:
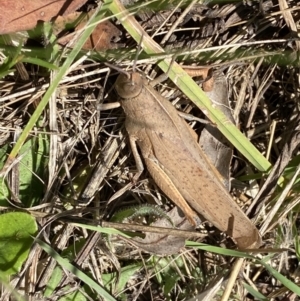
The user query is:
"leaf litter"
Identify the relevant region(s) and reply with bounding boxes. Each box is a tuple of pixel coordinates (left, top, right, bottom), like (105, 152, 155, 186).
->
(0, 0, 300, 300)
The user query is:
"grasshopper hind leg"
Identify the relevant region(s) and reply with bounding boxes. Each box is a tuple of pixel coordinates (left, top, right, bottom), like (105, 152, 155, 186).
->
(144, 156, 200, 227)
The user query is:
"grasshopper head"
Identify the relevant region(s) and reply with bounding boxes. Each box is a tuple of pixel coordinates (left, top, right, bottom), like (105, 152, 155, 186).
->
(115, 72, 143, 99)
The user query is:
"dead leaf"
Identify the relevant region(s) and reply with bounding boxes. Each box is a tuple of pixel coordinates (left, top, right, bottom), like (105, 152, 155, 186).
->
(122, 207, 197, 255)
(200, 73, 234, 190)
(79, 20, 121, 50)
(0, 0, 87, 34)
(56, 10, 121, 50)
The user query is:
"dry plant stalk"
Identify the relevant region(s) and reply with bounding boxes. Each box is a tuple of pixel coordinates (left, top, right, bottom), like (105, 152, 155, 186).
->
(115, 71, 262, 249)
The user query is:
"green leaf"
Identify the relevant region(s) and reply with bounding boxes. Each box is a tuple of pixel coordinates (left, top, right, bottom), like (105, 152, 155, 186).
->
(0, 134, 49, 207)
(44, 240, 90, 300)
(44, 267, 63, 297)
(0, 35, 24, 79)
(44, 266, 87, 301)
(59, 291, 87, 301)
(151, 256, 181, 296)
(0, 144, 10, 206)
(19, 135, 49, 207)
(0, 212, 37, 277)
(102, 264, 142, 295)
(37, 238, 117, 301)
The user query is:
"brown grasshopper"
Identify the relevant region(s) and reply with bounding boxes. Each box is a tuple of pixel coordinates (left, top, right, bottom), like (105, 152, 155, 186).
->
(114, 71, 261, 249)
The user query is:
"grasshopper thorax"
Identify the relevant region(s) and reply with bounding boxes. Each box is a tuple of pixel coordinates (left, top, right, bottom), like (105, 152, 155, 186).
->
(115, 72, 143, 99)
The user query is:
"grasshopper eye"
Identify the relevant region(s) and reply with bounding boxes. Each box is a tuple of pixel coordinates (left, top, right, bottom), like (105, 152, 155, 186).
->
(115, 73, 143, 99)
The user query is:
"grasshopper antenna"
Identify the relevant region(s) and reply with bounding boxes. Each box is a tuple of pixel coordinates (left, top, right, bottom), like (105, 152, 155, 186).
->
(105, 34, 144, 83)
(132, 33, 144, 74)
(165, 52, 178, 77)
(104, 62, 131, 79)
(150, 53, 178, 87)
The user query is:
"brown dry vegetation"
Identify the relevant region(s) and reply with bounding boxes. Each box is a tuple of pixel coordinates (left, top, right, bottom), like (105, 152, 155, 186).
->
(0, 0, 300, 300)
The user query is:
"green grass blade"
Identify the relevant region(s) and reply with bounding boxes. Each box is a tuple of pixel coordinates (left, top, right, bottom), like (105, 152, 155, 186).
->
(261, 261, 300, 295)
(186, 241, 255, 259)
(21, 57, 59, 70)
(37, 238, 117, 301)
(70, 222, 131, 237)
(243, 283, 269, 301)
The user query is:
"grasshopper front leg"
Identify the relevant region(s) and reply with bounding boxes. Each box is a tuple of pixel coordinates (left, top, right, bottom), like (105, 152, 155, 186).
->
(128, 135, 145, 182)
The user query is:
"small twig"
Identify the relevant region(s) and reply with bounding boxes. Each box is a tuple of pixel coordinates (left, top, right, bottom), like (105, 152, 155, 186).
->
(101, 221, 206, 239)
(220, 258, 244, 301)
(160, 0, 197, 45)
(260, 163, 300, 235)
